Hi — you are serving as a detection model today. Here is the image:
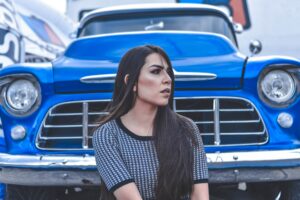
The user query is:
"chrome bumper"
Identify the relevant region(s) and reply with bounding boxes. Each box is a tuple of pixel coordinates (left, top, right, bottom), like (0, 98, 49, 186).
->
(1, 149, 300, 186)
(0, 153, 96, 168)
(1, 149, 300, 168)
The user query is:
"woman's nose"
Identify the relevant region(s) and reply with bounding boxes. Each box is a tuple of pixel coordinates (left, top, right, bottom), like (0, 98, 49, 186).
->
(163, 71, 171, 84)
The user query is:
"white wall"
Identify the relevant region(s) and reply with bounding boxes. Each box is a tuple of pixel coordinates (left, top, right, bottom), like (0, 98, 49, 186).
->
(237, 0, 300, 59)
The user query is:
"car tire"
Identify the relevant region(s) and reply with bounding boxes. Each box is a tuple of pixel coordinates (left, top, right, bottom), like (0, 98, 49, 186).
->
(280, 181, 300, 200)
(5, 184, 56, 200)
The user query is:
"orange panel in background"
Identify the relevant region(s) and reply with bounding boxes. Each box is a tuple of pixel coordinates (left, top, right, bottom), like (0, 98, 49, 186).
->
(230, 0, 251, 29)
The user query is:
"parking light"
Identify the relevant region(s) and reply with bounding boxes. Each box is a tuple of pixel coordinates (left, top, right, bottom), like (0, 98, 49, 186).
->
(11, 125, 26, 140)
(277, 112, 293, 128)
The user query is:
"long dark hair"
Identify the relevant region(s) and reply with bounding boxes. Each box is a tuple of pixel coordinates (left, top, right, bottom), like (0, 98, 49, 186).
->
(98, 45, 197, 200)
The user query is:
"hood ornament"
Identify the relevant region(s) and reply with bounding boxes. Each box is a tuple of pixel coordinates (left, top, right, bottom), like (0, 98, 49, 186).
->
(80, 69, 216, 84)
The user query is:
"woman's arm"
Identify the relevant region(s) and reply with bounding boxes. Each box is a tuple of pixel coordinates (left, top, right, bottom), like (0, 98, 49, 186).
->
(191, 183, 209, 200)
(114, 182, 143, 200)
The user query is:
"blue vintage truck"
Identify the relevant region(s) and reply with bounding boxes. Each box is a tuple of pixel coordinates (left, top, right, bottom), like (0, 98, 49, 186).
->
(1, 3, 300, 199)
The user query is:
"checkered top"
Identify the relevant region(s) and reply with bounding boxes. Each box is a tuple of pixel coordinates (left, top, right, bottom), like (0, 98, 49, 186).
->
(93, 118, 208, 199)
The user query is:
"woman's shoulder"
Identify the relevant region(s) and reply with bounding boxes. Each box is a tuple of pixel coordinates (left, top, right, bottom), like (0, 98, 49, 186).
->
(93, 119, 119, 141)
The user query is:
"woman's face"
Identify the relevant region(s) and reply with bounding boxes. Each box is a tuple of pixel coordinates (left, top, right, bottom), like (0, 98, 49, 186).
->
(134, 53, 172, 107)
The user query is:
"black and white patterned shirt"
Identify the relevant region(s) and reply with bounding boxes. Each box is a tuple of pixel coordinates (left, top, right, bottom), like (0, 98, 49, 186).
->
(93, 118, 208, 200)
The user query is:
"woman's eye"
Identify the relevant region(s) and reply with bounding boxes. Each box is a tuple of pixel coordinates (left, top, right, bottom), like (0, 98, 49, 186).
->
(151, 69, 161, 74)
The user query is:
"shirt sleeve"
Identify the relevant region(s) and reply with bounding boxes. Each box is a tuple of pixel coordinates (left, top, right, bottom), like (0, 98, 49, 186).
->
(190, 120, 209, 183)
(93, 124, 134, 192)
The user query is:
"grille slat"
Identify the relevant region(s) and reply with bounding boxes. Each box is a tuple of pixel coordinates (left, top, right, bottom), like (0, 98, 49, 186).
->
(37, 97, 268, 150)
(213, 98, 221, 145)
(195, 121, 214, 124)
(219, 131, 266, 135)
(39, 136, 94, 140)
(43, 125, 83, 128)
(220, 119, 261, 123)
(88, 112, 109, 115)
(44, 124, 100, 128)
(82, 102, 89, 149)
(201, 133, 215, 136)
(220, 108, 254, 112)
(49, 112, 83, 117)
(176, 109, 213, 113)
(40, 136, 84, 140)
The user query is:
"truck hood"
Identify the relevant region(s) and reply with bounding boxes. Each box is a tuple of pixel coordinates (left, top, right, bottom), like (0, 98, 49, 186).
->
(53, 32, 246, 93)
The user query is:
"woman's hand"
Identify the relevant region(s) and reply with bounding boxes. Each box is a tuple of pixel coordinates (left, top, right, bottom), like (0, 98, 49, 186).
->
(114, 182, 143, 200)
(191, 183, 209, 200)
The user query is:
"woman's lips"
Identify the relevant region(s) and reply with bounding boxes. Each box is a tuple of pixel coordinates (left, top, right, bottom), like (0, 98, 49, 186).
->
(160, 88, 171, 93)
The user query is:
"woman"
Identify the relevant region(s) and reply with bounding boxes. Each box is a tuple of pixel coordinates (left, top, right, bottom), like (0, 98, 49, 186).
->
(93, 45, 209, 200)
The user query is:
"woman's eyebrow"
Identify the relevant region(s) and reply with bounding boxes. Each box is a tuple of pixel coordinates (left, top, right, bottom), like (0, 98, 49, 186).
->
(149, 64, 168, 70)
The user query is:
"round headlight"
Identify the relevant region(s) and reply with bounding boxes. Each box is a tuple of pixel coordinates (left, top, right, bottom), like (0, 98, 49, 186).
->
(260, 70, 296, 104)
(6, 79, 38, 112)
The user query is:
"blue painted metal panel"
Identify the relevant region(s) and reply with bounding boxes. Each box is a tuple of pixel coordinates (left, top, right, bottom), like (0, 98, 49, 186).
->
(0, 184, 4, 200)
(54, 32, 245, 93)
(65, 32, 237, 60)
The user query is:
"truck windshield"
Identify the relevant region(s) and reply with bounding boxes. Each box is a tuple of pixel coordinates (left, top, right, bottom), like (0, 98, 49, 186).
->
(79, 13, 236, 45)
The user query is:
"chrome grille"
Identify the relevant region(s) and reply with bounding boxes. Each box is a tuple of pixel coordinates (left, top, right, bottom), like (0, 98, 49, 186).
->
(174, 97, 268, 146)
(37, 100, 110, 150)
(37, 97, 267, 150)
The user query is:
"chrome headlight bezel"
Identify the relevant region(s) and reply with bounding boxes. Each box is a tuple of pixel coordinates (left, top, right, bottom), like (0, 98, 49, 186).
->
(258, 67, 298, 108)
(0, 74, 41, 117)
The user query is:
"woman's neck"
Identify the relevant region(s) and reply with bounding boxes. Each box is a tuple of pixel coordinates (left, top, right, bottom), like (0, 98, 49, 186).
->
(121, 101, 157, 136)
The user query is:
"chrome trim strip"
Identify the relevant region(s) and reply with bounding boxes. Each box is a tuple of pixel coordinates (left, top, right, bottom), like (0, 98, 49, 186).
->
(1, 148, 300, 167)
(80, 71, 216, 84)
(213, 98, 221, 145)
(173, 70, 217, 81)
(82, 102, 89, 149)
(80, 74, 116, 83)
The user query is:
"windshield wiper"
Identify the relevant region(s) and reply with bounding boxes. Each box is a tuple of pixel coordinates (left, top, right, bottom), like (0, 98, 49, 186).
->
(145, 21, 164, 31)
